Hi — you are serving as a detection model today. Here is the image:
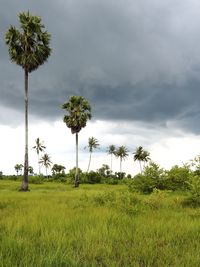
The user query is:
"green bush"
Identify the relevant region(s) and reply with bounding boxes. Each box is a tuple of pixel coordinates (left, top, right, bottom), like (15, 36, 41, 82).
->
(183, 176, 200, 207)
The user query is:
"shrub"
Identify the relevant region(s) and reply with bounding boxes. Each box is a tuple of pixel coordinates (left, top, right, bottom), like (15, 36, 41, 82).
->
(183, 176, 200, 207)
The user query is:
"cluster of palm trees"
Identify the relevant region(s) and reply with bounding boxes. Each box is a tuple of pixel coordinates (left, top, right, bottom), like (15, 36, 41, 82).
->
(5, 11, 151, 190)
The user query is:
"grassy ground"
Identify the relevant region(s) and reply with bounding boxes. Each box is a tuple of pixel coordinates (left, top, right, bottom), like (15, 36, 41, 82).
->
(0, 180, 200, 267)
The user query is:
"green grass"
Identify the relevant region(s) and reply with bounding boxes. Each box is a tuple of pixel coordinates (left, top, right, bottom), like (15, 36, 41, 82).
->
(0, 181, 200, 267)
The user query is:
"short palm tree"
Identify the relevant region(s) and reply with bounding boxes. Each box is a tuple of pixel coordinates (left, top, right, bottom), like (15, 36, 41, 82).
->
(115, 146, 129, 178)
(5, 11, 51, 191)
(107, 145, 116, 174)
(14, 164, 23, 177)
(32, 137, 46, 175)
(86, 137, 100, 172)
(39, 153, 52, 176)
(62, 96, 91, 187)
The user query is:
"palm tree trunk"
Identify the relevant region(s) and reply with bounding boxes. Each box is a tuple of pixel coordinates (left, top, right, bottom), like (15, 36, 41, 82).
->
(75, 133, 79, 187)
(87, 152, 92, 173)
(21, 69, 29, 191)
(139, 161, 142, 174)
(38, 152, 41, 175)
(120, 157, 122, 178)
(111, 154, 113, 174)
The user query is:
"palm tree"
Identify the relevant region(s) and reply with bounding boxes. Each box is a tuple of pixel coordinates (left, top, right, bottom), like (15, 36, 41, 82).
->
(14, 164, 23, 177)
(28, 166, 34, 175)
(62, 96, 91, 187)
(86, 137, 99, 172)
(133, 146, 150, 173)
(107, 145, 116, 174)
(133, 146, 144, 173)
(39, 153, 52, 176)
(115, 146, 129, 178)
(5, 12, 51, 191)
(32, 137, 46, 175)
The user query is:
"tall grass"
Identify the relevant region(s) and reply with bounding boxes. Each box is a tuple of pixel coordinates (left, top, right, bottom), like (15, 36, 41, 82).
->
(0, 181, 200, 267)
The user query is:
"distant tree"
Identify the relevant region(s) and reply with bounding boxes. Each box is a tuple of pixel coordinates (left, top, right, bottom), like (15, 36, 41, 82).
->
(14, 164, 23, 177)
(32, 137, 46, 175)
(62, 96, 91, 187)
(5, 11, 51, 191)
(28, 166, 34, 175)
(86, 137, 100, 172)
(97, 164, 110, 178)
(107, 145, 116, 174)
(115, 146, 129, 178)
(142, 150, 151, 168)
(39, 153, 52, 176)
(52, 164, 66, 175)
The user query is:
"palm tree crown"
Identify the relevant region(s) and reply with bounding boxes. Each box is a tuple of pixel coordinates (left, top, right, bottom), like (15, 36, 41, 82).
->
(5, 11, 51, 72)
(62, 96, 91, 134)
(133, 146, 151, 173)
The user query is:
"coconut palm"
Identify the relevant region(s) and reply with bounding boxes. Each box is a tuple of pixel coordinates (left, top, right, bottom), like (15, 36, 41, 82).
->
(107, 145, 116, 174)
(62, 96, 91, 187)
(39, 153, 52, 176)
(133, 146, 144, 173)
(5, 12, 51, 191)
(115, 146, 129, 178)
(86, 137, 99, 172)
(133, 146, 150, 173)
(32, 137, 46, 175)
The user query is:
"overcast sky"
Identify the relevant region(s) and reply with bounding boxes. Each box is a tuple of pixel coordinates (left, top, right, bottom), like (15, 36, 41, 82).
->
(1, 0, 200, 175)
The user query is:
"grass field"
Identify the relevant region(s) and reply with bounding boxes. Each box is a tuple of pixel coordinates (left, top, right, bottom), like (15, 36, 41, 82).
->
(0, 180, 200, 267)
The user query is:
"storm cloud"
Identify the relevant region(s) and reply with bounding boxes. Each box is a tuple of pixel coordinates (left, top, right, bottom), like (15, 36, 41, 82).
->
(1, 0, 200, 132)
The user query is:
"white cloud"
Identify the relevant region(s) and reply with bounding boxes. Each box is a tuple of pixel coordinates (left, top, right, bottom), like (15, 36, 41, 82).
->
(1, 119, 200, 176)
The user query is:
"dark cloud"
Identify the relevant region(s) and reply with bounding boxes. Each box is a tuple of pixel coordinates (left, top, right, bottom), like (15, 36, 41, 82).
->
(1, 0, 200, 133)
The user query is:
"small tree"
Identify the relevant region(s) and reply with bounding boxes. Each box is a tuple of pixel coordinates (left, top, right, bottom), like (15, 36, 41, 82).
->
(62, 96, 91, 187)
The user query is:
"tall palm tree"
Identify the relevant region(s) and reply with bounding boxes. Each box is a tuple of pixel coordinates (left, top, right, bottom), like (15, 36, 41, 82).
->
(39, 153, 52, 176)
(107, 145, 116, 174)
(32, 137, 46, 175)
(86, 137, 99, 172)
(115, 146, 129, 178)
(5, 12, 51, 191)
(62, 96, 91, 187)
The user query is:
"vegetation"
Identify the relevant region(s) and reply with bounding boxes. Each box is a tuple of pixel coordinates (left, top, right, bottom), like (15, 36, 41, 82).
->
(1, 181, 200, 267)
(62, 96, 92, 187)
(5, 11, 51, 191)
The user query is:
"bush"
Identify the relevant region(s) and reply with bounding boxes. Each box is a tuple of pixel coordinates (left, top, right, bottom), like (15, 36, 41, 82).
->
(28, 176, 43, 184)
(183, 176, 200, 207)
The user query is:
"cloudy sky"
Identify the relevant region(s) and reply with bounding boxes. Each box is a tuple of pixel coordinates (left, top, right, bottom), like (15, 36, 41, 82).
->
(1, 0, 200, 175)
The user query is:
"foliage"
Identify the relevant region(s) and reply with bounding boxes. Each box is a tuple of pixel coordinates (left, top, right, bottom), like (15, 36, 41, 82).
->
(183, 176, 200, 207)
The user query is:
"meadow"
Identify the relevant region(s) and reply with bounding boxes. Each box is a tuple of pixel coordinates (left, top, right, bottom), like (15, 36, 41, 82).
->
(0, 180, 200, 267)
